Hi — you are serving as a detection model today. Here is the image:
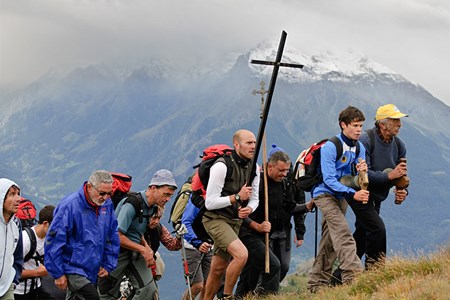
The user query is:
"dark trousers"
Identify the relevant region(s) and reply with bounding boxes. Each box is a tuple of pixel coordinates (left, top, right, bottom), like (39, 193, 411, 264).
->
(14, 286, 55, 300)
(235, 234, 280, 297)
(66, 274, 99, 300)
(270, 230, 291, 282)
(347, 198, 386, 267)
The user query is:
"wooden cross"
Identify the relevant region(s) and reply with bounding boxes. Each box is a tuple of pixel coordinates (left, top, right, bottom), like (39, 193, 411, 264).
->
(247, 30, 304, 185)
(249, 31, 303, 274)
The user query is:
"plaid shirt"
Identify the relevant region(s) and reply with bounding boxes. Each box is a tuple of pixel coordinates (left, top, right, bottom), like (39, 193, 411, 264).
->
(158, 224, 182, 251)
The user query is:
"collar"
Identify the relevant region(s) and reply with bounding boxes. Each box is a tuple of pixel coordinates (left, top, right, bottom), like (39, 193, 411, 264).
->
(340, 132, 358, 148)
(232, 150, 250, 166)
(83, 182, 98, 208)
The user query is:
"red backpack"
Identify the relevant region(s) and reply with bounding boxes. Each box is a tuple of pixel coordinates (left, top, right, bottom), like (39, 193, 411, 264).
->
(191, 144, 233, 198)
(294, 136, 360, 191)
(110, 172, 133, 208)
(16, 198, 37, 229)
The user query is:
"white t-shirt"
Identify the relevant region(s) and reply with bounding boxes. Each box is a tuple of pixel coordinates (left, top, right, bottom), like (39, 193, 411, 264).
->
(14, 226, 45, 295)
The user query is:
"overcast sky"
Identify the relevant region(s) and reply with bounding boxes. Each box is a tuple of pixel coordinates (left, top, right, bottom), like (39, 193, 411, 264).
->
(1, 0, 449, 105)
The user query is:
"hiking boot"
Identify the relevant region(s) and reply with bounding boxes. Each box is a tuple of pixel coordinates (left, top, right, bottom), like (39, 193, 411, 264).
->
(330, 267, 343, 286)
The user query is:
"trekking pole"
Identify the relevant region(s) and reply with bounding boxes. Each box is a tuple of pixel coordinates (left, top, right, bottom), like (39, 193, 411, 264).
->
(191, 251, 205, 285)
(191, 241, 212, 284)
(314, 207, 318, 258)
(180, 234, 193, 300)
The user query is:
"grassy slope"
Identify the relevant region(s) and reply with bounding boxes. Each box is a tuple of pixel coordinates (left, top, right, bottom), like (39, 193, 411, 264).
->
(243, 245, 450, 300)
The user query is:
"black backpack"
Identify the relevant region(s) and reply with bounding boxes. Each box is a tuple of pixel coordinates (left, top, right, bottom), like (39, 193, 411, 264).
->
(190, 193, 213, 244)
(118, 192, 153, 223)
(23, 226, 43, 263)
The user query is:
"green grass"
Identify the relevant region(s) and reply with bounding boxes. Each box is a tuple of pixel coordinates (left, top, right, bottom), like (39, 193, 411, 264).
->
(241, 245, 450, 300)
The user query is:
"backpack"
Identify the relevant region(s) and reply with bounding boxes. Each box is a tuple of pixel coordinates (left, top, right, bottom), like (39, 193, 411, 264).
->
(294, 136, 360, 192)
(16, 198, 40, 265)
(119, 192, 153, 223)
(191, 144, 234, 198)
(111, 172, 133, 208)
(190, 194, 212, 244)
(180, 144, 234, 243)
(16, 198, 37, 229)
(23, 227, 43, 263)
(168, 176, 193, 229)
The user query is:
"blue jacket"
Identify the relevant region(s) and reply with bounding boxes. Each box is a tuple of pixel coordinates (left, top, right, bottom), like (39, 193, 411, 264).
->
(312, 133, 365, 200)
(44, 183, 120, 284)
(181, 198, 202, 249)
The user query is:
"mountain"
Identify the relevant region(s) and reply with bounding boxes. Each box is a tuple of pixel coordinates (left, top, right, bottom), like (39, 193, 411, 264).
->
(1, 44, 449, 299)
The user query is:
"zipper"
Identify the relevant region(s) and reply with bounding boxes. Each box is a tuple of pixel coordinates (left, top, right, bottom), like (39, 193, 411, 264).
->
(0, 225, 8, 279)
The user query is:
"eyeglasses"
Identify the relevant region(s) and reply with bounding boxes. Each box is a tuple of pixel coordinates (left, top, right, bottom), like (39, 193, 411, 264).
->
(90, 183, 113, 197)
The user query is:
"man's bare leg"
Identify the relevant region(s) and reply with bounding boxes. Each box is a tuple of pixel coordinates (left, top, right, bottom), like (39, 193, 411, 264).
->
(222, 239, 248, 296)
(203, 255, 228, 300)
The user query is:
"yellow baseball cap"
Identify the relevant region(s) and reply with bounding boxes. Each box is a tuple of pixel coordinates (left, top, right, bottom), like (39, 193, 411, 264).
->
(375, 104, 408, 121)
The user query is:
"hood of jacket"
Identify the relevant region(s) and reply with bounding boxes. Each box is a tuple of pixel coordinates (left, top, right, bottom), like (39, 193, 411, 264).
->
(0, 178, 20, 224)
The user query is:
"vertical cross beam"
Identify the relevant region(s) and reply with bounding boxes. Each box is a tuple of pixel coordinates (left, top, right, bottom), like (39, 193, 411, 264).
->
(246, 30, 304, 185)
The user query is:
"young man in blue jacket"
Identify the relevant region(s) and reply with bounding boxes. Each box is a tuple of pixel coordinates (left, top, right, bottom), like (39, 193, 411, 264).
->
(44, 170, 120, 300)
(307, 106, 369, 293)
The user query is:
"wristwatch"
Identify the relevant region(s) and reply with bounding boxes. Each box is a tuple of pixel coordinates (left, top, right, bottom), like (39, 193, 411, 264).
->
(235, 194, 241, 202)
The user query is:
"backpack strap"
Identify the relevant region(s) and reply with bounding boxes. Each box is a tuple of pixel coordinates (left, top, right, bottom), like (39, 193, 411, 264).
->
(366, 128, 400, 156)
(329, 136, 343, 160)
(24, 226, 37, 262)
(330, 135, 360, 172)
(216, 155, 234, 182)
(123, 192, 152, 223)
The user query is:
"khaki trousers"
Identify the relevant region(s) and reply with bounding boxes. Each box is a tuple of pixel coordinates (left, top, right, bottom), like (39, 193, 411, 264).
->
(307, 194, 363, 290)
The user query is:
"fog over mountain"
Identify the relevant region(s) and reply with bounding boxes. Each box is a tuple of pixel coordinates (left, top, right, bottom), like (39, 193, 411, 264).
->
(1, 44, 449, 299)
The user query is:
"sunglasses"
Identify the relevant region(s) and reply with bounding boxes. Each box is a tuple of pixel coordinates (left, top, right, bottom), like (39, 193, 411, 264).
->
(90, 183, 113, 197)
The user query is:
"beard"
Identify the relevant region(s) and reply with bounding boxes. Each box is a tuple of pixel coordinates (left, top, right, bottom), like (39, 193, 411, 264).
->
(92, 197, 107, 206)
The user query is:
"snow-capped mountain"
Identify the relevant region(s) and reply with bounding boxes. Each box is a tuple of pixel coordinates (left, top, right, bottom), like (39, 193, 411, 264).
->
(1, 43, 449, 299)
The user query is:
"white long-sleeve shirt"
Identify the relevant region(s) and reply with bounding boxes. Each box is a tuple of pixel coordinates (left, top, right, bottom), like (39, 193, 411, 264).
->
(205, 161, 259, 213)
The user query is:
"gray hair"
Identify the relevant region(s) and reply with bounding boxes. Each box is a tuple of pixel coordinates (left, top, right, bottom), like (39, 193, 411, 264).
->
(88, 170, 113, 188)
(375, 118, 389, 128)
(268, 151, 291, 165)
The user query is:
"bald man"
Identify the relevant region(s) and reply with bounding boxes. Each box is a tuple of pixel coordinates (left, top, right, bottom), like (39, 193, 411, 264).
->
(202, 129, 260, 300)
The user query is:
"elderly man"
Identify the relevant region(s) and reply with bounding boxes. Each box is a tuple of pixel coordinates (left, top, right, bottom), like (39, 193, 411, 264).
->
(351, 104, 409, 267)
(45, 170, 120, 300)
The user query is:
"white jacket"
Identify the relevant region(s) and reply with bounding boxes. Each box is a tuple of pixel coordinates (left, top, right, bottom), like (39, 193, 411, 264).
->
(0, 178, 23, 297)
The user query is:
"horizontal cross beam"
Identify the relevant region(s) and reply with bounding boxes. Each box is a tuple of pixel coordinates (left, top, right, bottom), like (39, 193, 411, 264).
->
(251, 59, 304, 69)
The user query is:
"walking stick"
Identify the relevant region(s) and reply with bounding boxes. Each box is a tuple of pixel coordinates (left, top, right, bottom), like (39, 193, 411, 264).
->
(180, 234, 193, 300)
(314, 208, 318, 258)
(253, 81, 270, 273)
(263, 135, 270, 273)
(191, 252, 205, 285)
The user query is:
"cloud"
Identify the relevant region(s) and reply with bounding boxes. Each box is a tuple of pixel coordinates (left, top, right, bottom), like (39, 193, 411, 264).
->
(0, 0, 449, 104)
